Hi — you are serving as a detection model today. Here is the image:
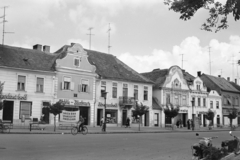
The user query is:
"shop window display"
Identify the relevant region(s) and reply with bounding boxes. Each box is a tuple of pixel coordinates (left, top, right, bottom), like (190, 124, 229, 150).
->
(106, 110, 117, 124)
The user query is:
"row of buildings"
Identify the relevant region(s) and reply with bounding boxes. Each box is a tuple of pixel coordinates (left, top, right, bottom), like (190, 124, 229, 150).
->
(0, 43, 239, 128)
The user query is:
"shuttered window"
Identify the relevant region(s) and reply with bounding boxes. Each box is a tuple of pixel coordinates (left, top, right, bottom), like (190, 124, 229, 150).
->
(36, 77, 44, 92)
(20, 102, 32, 119)
(18, 75, 26, 91)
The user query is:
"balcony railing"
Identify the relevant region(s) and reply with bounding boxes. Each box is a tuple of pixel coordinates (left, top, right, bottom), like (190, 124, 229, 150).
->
(119, 96, 135, 106)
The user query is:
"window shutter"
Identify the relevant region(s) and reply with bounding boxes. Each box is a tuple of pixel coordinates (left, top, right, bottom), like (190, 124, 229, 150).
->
(61, 82, 64, 90)
(87, 85, 90, 93)
(78, 84, 82, 92)
(70, 82, 74, 90)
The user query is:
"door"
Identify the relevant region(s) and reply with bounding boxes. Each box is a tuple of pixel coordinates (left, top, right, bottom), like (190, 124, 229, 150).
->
(2, 100, 14, 122)
(122, 110, 127, 125)
(182, 113, 186, 127)
(154, 113, 159, 126)
(203, 114, 206, 127)
(79, 107, 89, 125)
(144, 111, 149, 126)
(97, 109, 103, 126)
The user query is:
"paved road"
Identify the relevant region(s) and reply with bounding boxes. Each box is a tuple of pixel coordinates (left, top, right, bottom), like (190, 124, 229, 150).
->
(0, 131, 238, 160)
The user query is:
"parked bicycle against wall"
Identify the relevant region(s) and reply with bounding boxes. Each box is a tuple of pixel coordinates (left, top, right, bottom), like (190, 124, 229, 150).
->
(71, 124, 88, 135)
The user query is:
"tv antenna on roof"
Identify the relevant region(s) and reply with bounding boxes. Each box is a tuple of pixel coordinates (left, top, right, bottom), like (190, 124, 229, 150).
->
(87, 27, 94, 50)
(107, 23, 111, 54)
(179, 53, 186, 69)
(0, 6, 14, 45)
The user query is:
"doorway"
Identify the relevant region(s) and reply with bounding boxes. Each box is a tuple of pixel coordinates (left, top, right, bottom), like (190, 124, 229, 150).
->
(2, 100, 14, 122)
(122, 110, 127, 126)
(97, 109, 103, 126)
(182, 113, 187, 127)
(79, 107, 89, 125)
(154, 113, 159, 126)
(144, 111, 149, 126)
(203, 114, 206, 127)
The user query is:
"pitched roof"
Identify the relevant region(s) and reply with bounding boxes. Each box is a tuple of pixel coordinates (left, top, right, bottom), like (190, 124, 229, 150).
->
(229, 81, 240, 92)
(0, 45, 56, 72)
(141, 68, 195, 88)
(201, 74, 240, 93)
(86, 49, 153, 84)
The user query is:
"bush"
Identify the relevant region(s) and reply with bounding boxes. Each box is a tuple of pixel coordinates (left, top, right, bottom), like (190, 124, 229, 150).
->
(202, 146, 228, 160)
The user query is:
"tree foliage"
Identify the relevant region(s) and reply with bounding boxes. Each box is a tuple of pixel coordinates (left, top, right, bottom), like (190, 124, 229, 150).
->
(0, 81, 5, 111)
(164, 103, 179, 119)
(164, 0, 240, 32)
(227, 108, 238, 127)
(205, 109, 215, 120)
(132, 102, 149, 119)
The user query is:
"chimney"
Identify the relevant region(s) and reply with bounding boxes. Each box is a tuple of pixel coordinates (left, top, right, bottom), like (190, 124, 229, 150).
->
(235, 79, 237, 84)
(218, 75, 221, 78)
(227, 77, 230, 81)
(197, 71, 201, 77)
(152, 68, 160, 72)
(33, 44, 42, 51)
(43, 45, 50, 53)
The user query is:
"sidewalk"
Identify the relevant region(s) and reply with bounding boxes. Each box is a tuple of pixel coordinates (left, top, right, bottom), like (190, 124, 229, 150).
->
(5, 124, 239, 134)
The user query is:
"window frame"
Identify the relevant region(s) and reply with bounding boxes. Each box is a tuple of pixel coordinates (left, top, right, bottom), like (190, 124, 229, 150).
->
(143, 86, 148, 101)
(122, 83, 128, 97)
(134, 85, 138, 100)
(112, 82, 118, 98)
(73, 57, 81, 67)
(80, 79, 89, 93)
(101, 81, 107, 97)
(36, 77, 44, 93)
(17, 75, 26, 91)
(62, 76, 72, 90)
(19, 101, 32, 119)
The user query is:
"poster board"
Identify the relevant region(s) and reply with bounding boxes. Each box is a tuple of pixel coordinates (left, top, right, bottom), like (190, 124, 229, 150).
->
(60, 110, 80, 123)
(194, 117, 200, 130)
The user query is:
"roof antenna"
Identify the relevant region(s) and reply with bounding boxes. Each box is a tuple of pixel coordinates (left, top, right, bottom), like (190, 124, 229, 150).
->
(87, 27, 94, 50)
(208, 46, 212, 75)
(0, 6, 14, 46)
(179, 53, 186, 69)
(107, 23, 111, 54)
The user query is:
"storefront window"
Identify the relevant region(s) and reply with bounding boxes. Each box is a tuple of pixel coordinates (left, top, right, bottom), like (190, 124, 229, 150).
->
(106, 109, 117, 124)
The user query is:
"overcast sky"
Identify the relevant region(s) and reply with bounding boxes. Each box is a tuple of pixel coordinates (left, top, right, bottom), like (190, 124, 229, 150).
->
(1, 0, 240, 81)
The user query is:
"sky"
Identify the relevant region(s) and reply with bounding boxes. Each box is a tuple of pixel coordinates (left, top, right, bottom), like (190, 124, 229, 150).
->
(1, 0, 240, 81)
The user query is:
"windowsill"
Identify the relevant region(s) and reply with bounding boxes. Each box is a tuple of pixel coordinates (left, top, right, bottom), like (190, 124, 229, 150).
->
(79, 92, 90, 94)
(16, 90, 27, 92)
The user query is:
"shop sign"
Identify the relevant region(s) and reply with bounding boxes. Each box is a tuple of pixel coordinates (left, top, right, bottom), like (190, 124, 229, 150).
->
(179, 109, 188, 113)
(59, 99, 90, 106)
(60, 110, 79, 122)
(0, 93, 27, 100)
(98, 102, 118, 108)
(198, 111, 207, 114)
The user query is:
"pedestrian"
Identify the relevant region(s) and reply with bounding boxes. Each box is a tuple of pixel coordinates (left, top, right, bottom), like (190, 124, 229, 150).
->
(100, 117, 104, 127)
(187, 119, 190, 130)
(179, 119, 182, 128)
(176, 120, 179, 128)
(126, 117, 130, 128)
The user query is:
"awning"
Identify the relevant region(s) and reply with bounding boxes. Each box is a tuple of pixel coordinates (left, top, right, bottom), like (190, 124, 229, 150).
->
(152, 97, 162, 110)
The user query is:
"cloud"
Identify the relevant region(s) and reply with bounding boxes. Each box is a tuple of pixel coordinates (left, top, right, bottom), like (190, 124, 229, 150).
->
(118, 35, 240, 80)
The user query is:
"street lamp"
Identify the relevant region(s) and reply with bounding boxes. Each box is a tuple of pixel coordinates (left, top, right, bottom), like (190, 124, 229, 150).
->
(102, 91, 108, 132)
(191, 100, 194, 131)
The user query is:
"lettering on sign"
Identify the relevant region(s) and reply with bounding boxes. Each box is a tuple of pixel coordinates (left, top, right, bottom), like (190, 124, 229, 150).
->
(60, 110, 79, 122)
(98, 102, 118, 108)
(179, 109, 188, 113)
(59, 99, 90, 106)
(0, 93, 27, 100)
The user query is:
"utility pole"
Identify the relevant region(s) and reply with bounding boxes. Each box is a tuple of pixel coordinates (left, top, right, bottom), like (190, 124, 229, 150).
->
(87, 27, 94, 50)
(0, 6, 14, 45)
(107, 23, 111, 54)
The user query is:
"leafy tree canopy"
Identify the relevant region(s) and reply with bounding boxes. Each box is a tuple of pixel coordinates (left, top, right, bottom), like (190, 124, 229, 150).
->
(48, 101, 65, 116)
(132, 102, 149, 119)
(164, 103, 180, 119)
(205, 109, 215, 120)
(164, 0, 240, 32)
(227, 108, 238, 119)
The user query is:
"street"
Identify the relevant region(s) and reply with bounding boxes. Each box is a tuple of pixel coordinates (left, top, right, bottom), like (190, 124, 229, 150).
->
(0, 131, 237, 160)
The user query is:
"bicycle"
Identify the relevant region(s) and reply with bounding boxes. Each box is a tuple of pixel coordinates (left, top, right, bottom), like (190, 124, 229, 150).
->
(0, 124, 10, 133)
(71, 124, 88, 135)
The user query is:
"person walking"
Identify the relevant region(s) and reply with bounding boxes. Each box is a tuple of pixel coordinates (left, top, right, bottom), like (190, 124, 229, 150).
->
(187, 119, 190, 130)
(126, 117, 130, 128)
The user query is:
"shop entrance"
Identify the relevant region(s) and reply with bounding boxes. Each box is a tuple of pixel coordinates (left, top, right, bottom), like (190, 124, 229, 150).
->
(122, 110, 127, 126)
(2, 100, 14, 122)
(79, 107, 89, 125)
(154, 113, 159, 126)
(182, 113, 187, 127)
(97, 109, 103, 126)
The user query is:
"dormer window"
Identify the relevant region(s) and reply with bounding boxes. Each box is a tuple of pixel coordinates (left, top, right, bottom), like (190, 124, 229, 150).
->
(74, 57, 81, 67)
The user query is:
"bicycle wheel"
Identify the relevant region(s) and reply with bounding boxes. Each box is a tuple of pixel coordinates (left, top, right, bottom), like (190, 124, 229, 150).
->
(82, 126, 88, 135)
(71, 127, 78, 135)
(3, 126, 10, 133)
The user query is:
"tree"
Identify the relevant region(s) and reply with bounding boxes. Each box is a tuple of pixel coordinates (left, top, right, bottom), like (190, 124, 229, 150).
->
(227, 107, 238, 128)
(164, 103, 179, 130)
(205, 109, 215, 126)
(164, 0, 240, 32)
(48, 101, 65, 132)
(0, 81, 5, 111)
(132, 102, 149, 131)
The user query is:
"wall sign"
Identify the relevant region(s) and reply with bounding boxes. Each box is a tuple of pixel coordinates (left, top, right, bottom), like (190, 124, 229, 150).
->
(98, 102, 118, 108)
(59, 99, 90, 106)
(0, 93, 27, 100)
(60, 110, 79, 122)
(179, 109, 188, 113)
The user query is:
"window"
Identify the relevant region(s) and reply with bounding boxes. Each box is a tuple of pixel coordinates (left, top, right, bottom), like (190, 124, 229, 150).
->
(80, 79, 89, 92)
(123, 84, 128, 97)
(203, 98, 206, 107)
(210, 101, 213, 108)
(198, 98, 201, 106)
(236, 98, 239, 105)
(63, 77, 71, 90)
(18, 75, 26, 91)
(144, 86, 148, 100)
(20, 101, 32, 119)
(105, 109, 117, 124)
(101, 81, 106, 97)
(192, 97, 195, 106)
(233, 97, 236, 106)
(224, 97, 227, 105)
(166, 94, 170, 104)
(134, 85, 138, 100)
(36, 77, 44, 92)
(182, 95, 186, 105)
(74, 57, 81, 67)
(112, 82, 117, 98)
(197, 85, 200, 91)
(216, 101, 219, 109)
(175, 94, 179, 105)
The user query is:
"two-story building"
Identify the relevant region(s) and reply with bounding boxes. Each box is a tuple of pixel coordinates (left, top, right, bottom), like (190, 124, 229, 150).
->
(0, 44, 56, 125)
(87, 49, 154, 127)
(200, 74, 240, 126)
(141, 66, 195, 127)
